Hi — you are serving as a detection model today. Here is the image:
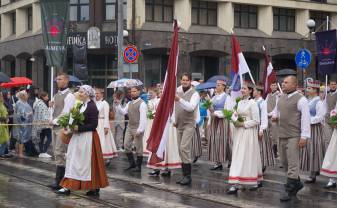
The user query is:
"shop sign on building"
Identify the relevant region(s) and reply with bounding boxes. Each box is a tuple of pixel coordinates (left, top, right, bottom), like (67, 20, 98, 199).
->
(87, 27, 101, 49)
(67, 32, 117, 49)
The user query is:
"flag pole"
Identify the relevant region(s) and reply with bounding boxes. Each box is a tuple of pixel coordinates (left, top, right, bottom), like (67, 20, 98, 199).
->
(51, 66, 54, 99)
(321, 16, 330, 98)
(248, 71, 256, 85)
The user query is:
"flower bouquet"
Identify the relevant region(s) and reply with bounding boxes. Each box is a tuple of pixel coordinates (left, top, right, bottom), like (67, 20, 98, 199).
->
(222, 97, 244, 125)
(147, 110, 155, 120)
(329, 110, 337, 128)
(57, 102, 85, 144)
(202, 99, 213, 109)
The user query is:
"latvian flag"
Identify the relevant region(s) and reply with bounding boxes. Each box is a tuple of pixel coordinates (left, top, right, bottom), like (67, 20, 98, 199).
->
(263, 50, 276, 97)
(146, 20, 179, 164)
(230, 35, 251, 99)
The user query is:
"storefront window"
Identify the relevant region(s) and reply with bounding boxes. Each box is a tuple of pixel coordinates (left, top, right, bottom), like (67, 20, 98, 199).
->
(143, 53, 168, 87)
(190, 56, 219, 80)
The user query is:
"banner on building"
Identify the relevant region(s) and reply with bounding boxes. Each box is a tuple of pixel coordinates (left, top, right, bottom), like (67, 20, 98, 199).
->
(40, 0, 70, 68)
(316, 30, 337, 75)
(73, 44, 88, 80)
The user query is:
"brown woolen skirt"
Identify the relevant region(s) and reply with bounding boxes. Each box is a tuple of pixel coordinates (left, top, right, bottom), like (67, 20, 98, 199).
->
(60, 131, 109, 190)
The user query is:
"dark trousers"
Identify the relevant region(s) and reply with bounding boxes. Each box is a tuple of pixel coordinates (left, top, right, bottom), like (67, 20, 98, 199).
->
(39, 128, 52, 153)
(24, 140, 39, 156)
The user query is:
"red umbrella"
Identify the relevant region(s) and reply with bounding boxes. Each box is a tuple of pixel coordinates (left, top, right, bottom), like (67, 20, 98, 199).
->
(0, 77, 33, 88)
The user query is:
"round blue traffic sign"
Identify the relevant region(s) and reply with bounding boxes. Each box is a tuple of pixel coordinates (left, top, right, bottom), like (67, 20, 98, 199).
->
(123, 45, 139, 63)
(295, 48, 312, 69)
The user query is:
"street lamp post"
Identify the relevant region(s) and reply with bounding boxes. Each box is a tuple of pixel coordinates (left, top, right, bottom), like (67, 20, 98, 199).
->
(117, 0, 124, 79)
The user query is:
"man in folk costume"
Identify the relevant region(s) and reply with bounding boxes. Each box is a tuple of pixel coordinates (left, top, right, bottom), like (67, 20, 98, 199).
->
(272, 76, 310, 202)
(323, 81, 337, 149)
(49, 73, 76, 190)
(117, 86, 147, 172)
(266, 82, 280, 158)
(174, 73, 200, 185)
(95, 88, 118, 166)
(253, 85, 275, 173)
(208, 79, 234, 171)
(299, 79, 326, 184)
(57, 85, 109, 196)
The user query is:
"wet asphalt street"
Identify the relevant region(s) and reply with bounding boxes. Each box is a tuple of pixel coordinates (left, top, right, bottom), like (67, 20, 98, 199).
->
(0, 153, 337, 208)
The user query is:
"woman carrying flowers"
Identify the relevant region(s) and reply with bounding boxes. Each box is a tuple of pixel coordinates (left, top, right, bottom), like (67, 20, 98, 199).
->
(207, 79, 234, 171)
(57, 85, 108, 196)
(227, 83, 262, 194)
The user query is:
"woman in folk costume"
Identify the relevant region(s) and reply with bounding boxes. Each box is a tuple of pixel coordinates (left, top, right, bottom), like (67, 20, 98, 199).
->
(143, 87, 159, 157)
(148, 89, 182, 177)
(227, 83, 263, 194)
(58, 85, 108, 196)
(253, 86, 275, 173)
(190, 83, 203, 163)
(300, 80, 326, 183)
(95, 88, 118, 165)
(208, 79, 234, 170)
(321, 108, 337, 188)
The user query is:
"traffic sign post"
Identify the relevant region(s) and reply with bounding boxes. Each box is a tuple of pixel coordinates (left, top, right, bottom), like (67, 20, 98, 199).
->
(295, 48, 312, 95)
(123, 45, 139, 78)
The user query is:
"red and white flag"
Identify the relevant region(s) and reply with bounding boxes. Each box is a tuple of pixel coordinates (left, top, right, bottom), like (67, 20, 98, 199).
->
(146, 20, 179, 164)
(230, 35, 253, 98)
(262, 49, 276, 97)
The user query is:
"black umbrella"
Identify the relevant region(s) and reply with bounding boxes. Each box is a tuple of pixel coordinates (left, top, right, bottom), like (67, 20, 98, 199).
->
(0, 72, 10, 84)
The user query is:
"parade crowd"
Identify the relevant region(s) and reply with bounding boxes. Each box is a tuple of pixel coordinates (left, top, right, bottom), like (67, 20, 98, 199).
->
(1, 72, 337, 202)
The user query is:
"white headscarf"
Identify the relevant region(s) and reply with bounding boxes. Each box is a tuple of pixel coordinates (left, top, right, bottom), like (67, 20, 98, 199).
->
(79, 85, 96, 101)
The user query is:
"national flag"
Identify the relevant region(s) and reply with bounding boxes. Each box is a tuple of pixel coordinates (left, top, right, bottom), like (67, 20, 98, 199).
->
(262, 50, 277, 97)
(146, 20, 179, 164)
(230, 35, 253, 98)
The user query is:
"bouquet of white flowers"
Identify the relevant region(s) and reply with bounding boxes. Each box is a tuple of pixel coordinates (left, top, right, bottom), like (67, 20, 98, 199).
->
(57, 102, 85, 144)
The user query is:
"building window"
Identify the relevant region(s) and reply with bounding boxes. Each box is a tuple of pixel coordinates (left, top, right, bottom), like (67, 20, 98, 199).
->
(27, 7, 32, 31)
(192, 1, 217, 26)
(273, 8, 295, 32)
(70, 0, 89, 22)
(145, 0, 173, 23)
(105, 0, 116, 21)
(11, 13, 16, 35)
(234, 4, 257, 29)
(310, 11, 330, 31)
(310, 0, 327, 3)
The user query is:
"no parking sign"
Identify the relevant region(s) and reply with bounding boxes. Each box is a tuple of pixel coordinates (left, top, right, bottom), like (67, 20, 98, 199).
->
(123, 45, 139, 63)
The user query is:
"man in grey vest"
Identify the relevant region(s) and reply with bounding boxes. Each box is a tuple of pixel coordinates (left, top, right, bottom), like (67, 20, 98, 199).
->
(117, 86, 147, 172)
(174, 73, 200, 185)
(272, 76, 310, 202)
(266, 82, 280, 158)
(49, 73, 76, 190)
(323, 81, 337, 149)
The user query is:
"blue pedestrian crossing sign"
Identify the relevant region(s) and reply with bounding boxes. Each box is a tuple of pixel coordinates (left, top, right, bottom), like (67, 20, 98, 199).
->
(295, 48, 312, 69)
